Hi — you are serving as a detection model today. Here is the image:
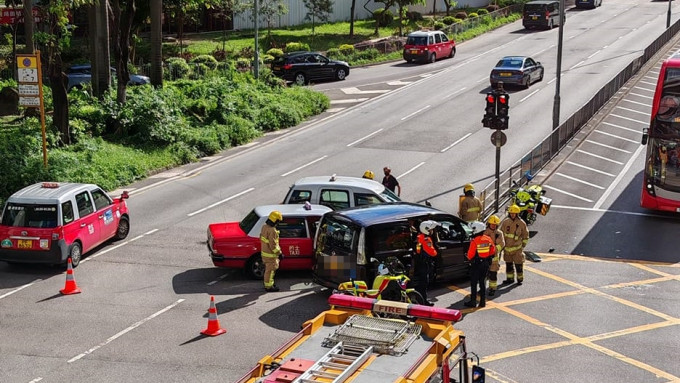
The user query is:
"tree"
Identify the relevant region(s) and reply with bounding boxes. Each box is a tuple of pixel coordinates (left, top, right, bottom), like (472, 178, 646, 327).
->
(150, 0, 163, 86)
(443, 0, 456, 16)
(246, 0, 287, 39)
(365, 0, 394, 35)
(89, 0, 111, 98)
(395, 0, 425, 36)
(349, 0, 356, 37)
(163, 0, 204, 56)
(303, 0, 332, 35)
(110, 0, 136, 104)
(206, 0, 247, 53)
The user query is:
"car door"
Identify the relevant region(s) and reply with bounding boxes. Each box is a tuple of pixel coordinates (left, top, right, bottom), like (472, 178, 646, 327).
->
(433, 33, 443, 58)
(91, 187, 118, 242)
(304, 53, 324, 80)
(523, 58, 536, 82)
(73, 190, 101, 253)
(319, 189, 351, 210)
(315, 54, 335, 80)
(440, 33, 453, 56)
(430, 214, 471, 281)
(277, 216, 312, 269)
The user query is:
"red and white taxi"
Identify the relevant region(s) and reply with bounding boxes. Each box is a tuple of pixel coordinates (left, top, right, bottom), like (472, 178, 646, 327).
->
(207, 203, 332, 279)
(0, 182, 130, 267)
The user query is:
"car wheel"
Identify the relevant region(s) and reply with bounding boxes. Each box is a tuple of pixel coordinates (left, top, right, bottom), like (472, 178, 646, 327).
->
(429, 53, 436, 64)
(335, 68, 347, 81)
(246, 254, 265, 279)
(69, 242, 82, 268)
(294, 72, 307, 86)
(523, 75, 531, 88)
(405, 58, 413, 63)
(448, 47, 455, 59)
(114, 216, 130, 240)
(538, 69, 544, 82)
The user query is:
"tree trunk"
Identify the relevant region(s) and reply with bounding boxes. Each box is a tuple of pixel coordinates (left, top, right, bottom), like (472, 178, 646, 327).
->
(22, 0, 34, 52)
(111, 0, 136, 105)
(349, 0, 356, 37)
(92, 0, 111, 98)
(47, 50, 70, 145)
(150, 0, 163, 86)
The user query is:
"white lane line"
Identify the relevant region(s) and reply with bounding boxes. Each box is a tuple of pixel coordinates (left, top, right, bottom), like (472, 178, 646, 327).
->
(569, 60, 585, 70)
(629, 92, 653, 99)
(330, 98, 369, 104)
(594, 145, 646, 209)
(187, 188, 255, 217)
(401, 105, 431, 121)
(566, 161, 616, 177)
(593, 130, 639, 143)
(551, 204, 673, 218)
(601, 121, 640, 134)
(387, 80, 412, 86)
(588, 50, 601, 59)
(445, 87, 467, 99)
(543, 185, 593, 202)
(576, 149, 624, 165)
(520, 89, 540, 103)
(638, 80, 656, 86)
(341, 87, 390, 95)
(555, 172, 605, 189)
(68, 299, 185, 363)
(476, 77, 488, 83)
(0, 280, 41, 300)
(28, 378, 42, 383)
(621, 99, 650, 107)
(615, 106, 650, 116)
(585, 140, 632, 153)
(633, 86, 654, 92)
(347, 129, 383, 147)
(280, 156, 328, 177)
(207, 273, 230, 286)
(609, 114, 648, 125)
(548, 78, 556, 84)
(397, 162, 426, 179)
(83, 229, 158, 262)
(440, 133, 472, 152)
(326, 108, 346, 113)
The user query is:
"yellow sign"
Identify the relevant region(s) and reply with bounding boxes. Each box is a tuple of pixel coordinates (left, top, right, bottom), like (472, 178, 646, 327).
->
(17, 55, 37, 69)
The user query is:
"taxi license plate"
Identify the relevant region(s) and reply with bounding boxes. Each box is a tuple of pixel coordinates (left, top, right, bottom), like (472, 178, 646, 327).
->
(531, 16, 538, 20)
(18, 239, 32, 249)
(500, 72, 512, 77)
(411, 49, 418, 54)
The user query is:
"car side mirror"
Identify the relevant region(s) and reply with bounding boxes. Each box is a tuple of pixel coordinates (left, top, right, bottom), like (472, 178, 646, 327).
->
(425, 200, 432, 207)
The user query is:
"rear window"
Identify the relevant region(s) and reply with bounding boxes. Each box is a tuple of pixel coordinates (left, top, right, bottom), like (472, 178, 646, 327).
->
(406, 36, 428, 46)
(524, 4, 547, 12)
(315, 216, 358, 257)
(272, 57, 287, 65)
(496, 58, 523, 68)
(1, 203, 58, 228)
(239, 209, 260, 234)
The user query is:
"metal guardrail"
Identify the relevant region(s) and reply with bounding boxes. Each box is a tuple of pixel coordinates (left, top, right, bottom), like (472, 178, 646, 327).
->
(479, 18, 680, 219)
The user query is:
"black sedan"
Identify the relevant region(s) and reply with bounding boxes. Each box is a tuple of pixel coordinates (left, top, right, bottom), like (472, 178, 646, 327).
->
(271, 51, 350, 86)
(490, 56, 544, 89)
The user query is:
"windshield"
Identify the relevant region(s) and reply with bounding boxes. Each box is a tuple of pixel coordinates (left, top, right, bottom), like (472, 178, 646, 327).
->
(315, 216, 358, 257)
(645, 138, 680, 192)
(1, 203, 58, 228)
(380, 188, 401, 202)
(406, 36, 427, 46)
(239, 209, 260, 234)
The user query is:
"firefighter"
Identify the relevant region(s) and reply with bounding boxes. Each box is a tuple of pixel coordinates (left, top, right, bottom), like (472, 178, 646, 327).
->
(484, 215, 505, 297)
(362, 170, 375, 180)
(500, 205, 529, 285)
(414, 220, 440, 306)
(459, 183, 483, 222)
(464, 221, 496, 308)
(260, 210, 283, 292)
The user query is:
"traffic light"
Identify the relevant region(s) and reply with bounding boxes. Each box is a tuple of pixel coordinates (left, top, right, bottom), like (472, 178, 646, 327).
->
(482, 92, 497, 128)
(496, 92, 510, 130)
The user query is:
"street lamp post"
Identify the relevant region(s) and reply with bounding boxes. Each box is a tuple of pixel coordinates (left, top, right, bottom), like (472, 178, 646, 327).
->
(552, 0, 565, 130)
(667, 0, 672, 29)
(254, 0, 260, 79)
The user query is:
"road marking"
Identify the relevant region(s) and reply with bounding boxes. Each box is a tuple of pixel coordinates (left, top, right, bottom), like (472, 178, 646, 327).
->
(280, 156, 328, 177)
(397, 162, 425, 179)
(609, 113, 648, 125)
(587, 50, 601, 59)
(68, 299, 185, 363)
(440, 133, 472, 152)
(638, 80, 656, 86)
(476, 76, 487, 83)
(594, 144, 645, 209)
(566, 161, 616, 177)
(542, 184, 593, 202)
(187, 188, 255, 217)
(519, 89, 540, 103)
(341, 87, 390, 95)
(628, 92, 653, 99)
(585, 139, 632, 153)
(615, 106, 650, 116)
(617, 98, 650, 107)
(28, 378, 42, 383)
(632, 86, 654, 92)
(593, 129, 640, 143)
(83, 229, 159, 262)
(548, 78, 556, 84)
(401, 105, 431, 121)
(555, 172, 605, 189)
(549, 204, 674, 219)
(445, 87, 467, 99)
(326, 108, 346, 113)
(330, 98, 369, 104)
(207, 273, 230, 286)
(0, 280, 41, 300)
(347, 129, 383, 147)
(531, 44, 555, 56)
(569, 60, 584, 70)
(576, 149, 624, 165)
(387, 80, 412, 86)
(600, 121, 640, 134)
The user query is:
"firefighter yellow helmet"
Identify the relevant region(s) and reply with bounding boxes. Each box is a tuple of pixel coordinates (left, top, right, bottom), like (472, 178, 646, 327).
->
(487, 215, 501, 225)
(463, 183, 475, 193)
(508, 205, 521, 214)
(268, 210, 283, 223)
(363, 170, 375, 180)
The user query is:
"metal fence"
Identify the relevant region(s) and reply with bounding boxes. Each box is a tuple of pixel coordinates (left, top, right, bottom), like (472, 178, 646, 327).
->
(479, 18, 680, 219)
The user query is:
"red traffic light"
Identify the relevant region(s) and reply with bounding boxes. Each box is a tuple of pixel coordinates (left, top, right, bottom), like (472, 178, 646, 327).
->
(486, 94, 496, 103)
(498, 94, 508, 104)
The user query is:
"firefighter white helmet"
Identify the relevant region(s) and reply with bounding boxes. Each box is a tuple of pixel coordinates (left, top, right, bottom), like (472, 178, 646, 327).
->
(469, 221, 486, 236)
(419, 220, 440, 235)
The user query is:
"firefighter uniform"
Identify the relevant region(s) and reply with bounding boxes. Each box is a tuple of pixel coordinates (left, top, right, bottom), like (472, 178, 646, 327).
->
(483, 217, 505, 296)
(459, 184, 483, 222)
(260, 211, 283, 292)
(500, 207, 529, 285)
(415, 223, 438, 306)
(465, 223, 496, 308)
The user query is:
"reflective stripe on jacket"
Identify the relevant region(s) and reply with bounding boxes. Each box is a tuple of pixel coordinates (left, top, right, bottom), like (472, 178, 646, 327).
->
(467, 234, 496, 260)
(500, 216, 529, 252)
(459, 196, 483, 222)
(260, 224, 281, 258)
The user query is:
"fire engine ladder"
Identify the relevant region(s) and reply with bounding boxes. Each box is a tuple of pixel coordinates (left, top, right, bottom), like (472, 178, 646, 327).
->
(292, 342, 373, 383)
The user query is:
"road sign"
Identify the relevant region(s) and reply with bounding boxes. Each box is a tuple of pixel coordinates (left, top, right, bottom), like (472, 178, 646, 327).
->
(491, 131, 507, 147)
(16, 50, 47, 167)
(19, 96, 41, 107)
(18, 84, 40, 96)
(18, 68, 38, 83)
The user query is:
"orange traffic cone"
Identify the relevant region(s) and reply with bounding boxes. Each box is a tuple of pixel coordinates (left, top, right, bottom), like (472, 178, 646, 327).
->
(60, 257, 81, 295)
(201, 295, 226, 336)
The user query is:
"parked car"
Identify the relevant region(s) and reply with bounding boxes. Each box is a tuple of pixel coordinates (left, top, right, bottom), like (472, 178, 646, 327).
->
(490, 56, 544, 89)
(312, 202, 473, 289)
(207, 204, 332, 279)
(66, 64, 150, 91)
(403, 30, 456, 64)
(575, 0, 602, 9)
(522, 0, 564, 29)
(270, 51, 350, 86)
(282, 175, 401, 210)
(0, 182, 130, 267)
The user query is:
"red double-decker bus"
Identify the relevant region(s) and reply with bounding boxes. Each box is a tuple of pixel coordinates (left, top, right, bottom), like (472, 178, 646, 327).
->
(641, 51, 680, 212)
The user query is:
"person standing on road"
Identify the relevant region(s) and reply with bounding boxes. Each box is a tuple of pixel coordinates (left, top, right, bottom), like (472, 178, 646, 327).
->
(500, 205, 529, 285)
(484, 215, 505, 297)
(459, 183, 483, 222)
(260, 211, 283, 292)
(464, 221, 495, 308)
(414, 220, 439, 306)
(382, 167, 401, 197)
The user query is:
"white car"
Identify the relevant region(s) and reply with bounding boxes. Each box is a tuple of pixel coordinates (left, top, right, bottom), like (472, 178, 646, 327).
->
(282, 175, 401, 210)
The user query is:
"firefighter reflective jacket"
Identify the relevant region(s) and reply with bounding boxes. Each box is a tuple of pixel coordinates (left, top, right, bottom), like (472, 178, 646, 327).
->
(260, 224, 281, 258)
(467, 234, 496, 261)
(500, 216, 529, 253)
(459, 196, 483, 222)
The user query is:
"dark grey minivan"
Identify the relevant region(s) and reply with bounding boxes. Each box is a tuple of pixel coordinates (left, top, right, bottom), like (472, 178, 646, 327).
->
(312, 203, 472, 289)
(523, 0, 564, 30)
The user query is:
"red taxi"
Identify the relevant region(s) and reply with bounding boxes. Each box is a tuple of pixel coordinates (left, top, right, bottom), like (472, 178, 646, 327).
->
(207, 203, 332, 279)
(403, 30, 456, 64)
(0, 182, 130, 267)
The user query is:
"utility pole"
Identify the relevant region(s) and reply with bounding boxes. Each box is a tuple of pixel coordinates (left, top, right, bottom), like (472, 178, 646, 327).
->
(668, 0, 672, 29)
(552, 0, 565, 130)
(254, 0, 260, 79)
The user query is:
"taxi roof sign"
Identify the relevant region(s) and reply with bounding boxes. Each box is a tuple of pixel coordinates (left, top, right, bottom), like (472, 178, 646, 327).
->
(41, 182, 60, 188)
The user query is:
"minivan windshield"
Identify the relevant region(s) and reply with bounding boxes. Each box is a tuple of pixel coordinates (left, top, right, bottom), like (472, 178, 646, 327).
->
(1, 203, 58, 228)
(380, 188, 401, 202)
(315, 216, 358, 257)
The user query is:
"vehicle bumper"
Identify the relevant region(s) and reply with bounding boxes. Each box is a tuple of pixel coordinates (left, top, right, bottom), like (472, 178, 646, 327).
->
(491, 75, 523, 86)
(208, 245, 247, 268)
(0, 240, 68, 264)
(403, 52, 428, 62)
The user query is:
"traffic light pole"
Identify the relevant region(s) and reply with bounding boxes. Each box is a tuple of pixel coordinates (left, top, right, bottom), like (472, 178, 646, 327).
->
(494, 130, 501, 213)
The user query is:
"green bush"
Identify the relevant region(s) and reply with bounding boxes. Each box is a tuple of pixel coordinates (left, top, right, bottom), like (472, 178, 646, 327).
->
(442, 16, 457, 25)
(406, 11, 423, 21)
(235, 57, 251, 71)
(477, 8, 489, 15)
(266, 48, 284, 57)
(326, 48, 340, 58)
(285, 42, 311, 53)
(339, 44, 355, 55)
(469, 12, 479, 18)
(374, 8, 394, 27)
(434, 21, 446, 30)
(354, 48, 379, 61)
(166, 57, 191, 79)
(262, 54, 275, 64)
(191, 54, 219, 70)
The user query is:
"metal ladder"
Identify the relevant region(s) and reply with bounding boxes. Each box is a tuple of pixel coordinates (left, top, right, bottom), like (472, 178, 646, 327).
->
(293, 342, 373, 383)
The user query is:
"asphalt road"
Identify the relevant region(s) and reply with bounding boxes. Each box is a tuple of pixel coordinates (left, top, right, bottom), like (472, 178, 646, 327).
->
(0, 1, 679, 382)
